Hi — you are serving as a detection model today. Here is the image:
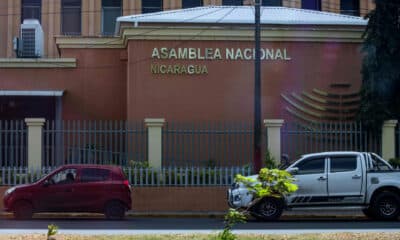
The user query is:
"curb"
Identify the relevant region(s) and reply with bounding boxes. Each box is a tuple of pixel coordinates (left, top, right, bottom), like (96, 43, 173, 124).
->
(0, 211, 366, 220)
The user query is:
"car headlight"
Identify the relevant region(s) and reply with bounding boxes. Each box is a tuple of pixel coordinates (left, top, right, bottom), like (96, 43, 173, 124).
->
(5, 187, 16, 196)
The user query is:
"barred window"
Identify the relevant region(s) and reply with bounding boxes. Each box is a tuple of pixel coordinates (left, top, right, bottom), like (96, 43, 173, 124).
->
(222, 0, 243, 6)
(142, 0, 163, 13)
(102, 0, 122, 35)
(21, 0, 41, 23)
(61, 0, 81, 35)
(182, 0, 203, 8)
(302, 0, 321, 11)
(340, 0, 360, 16)
(262, 0, 282, 6)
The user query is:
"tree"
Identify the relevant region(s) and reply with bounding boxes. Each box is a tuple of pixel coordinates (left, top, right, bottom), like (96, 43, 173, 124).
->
(358, 0, 400, 132)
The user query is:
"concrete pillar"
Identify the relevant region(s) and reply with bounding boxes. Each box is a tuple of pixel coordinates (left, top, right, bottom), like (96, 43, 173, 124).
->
(264, 119, 284, 164)
(145, 118, 165, 169)
(381, 120, 398, 160)
(25, 118, 45, 171)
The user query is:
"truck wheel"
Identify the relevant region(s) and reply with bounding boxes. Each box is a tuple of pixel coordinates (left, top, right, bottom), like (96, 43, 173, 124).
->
(105, 201, 126, 220)
(252, 197, 283, 221)
(13, 201, 33, 220)
(371, 192, 400, 220)
(362, 207, 376, 219)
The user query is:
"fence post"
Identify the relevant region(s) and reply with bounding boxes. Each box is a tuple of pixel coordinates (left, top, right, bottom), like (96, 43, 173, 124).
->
(264, 119, 284, 165)
(145, 118, 165, 169)
(381, 120, 398, 160)
(25, 118, 45, 171)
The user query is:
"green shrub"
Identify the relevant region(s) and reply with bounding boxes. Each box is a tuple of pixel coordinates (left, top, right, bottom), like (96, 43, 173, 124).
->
(389, 158, 400, 168)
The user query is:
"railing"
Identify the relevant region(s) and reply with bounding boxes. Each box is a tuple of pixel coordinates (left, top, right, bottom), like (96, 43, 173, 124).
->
(43, 120, 147, 167)
(396, 124, 400, 158)
(0, 167, 252, 186)
(163, 121, 253, 167)
(0, 120, 27, 167)
(282, 122, 381, 161)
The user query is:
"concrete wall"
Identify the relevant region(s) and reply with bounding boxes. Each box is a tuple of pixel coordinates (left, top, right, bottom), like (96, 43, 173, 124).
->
(0, 186, 228, 212)
(0, 48, 127, 120)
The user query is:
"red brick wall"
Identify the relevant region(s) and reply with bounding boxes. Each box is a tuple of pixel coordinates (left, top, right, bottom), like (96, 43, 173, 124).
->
(126, 40, 362, 121)
(0, 186, 229, 212)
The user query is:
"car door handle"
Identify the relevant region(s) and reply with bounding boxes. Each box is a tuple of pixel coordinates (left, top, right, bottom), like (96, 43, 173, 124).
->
(352, 175, 361, 179)
(65, 188, 74, 193)
(317, 176, 327, 181)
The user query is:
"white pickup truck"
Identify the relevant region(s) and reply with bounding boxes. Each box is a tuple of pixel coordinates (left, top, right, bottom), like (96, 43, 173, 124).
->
(228, 151, 400, 220)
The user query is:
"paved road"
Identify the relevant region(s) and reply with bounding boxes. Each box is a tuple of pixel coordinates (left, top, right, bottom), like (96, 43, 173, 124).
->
(1, 217, 400, 232)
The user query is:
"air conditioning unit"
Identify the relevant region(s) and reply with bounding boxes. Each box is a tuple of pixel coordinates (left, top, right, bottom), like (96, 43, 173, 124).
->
(16, 19, 44, 58)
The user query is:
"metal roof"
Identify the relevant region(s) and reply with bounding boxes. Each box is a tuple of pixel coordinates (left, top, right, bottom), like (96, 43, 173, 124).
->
(117, 6, 368, 26)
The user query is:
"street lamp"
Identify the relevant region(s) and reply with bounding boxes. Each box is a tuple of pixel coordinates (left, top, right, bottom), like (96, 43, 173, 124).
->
(253, 0, 262, 172)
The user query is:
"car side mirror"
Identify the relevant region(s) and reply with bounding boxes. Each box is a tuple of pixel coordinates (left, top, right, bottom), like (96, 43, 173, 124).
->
(43, 180, 51, 187)
(287, 167, 299, 175)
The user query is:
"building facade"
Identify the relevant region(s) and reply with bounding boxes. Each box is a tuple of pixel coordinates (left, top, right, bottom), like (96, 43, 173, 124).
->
(0, 0, 374, 58)
(0, 6, 367, 123)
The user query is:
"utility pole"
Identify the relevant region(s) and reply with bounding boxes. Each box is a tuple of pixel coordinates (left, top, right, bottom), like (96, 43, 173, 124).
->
(254, 0, 262, 173)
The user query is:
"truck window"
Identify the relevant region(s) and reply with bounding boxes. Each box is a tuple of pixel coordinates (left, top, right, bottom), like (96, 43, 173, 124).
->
(294, 158, 325, 175)
(370, 153, 392, 171)
(330, 156, 357, 173)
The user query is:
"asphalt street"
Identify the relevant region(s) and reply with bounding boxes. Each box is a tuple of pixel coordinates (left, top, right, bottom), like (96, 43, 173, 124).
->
(1, 217, 400, 231)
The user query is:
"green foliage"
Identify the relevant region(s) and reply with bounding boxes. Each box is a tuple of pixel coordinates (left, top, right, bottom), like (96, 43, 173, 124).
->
(235, 168, 298, 199)
(128, 160, 150, 169)
(216, 209, 246, 240)
(358, 0, 400, 131)
(47, 224, 58, 240)
(389, 158, 400, 168)
(264, 149, 277, 169)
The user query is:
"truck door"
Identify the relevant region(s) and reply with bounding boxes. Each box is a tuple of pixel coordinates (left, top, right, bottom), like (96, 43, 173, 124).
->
(328, 154, 363, 204)
(287, 156, 328, 205)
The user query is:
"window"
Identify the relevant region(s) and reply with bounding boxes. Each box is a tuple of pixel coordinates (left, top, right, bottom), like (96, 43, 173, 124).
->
(80, 168, 111, 183)
(21, 0, 41, 23)
(295, 158, 325, 174)
(340, 0, 359, 16)
(61, 0, 81, 35)
(142, 0, 163, 13)
(370, 153, 392, 171)
(50, 169, 77, 185)
(262, 0, 282, 6)
(182, 0, 203, 8)
(102, 0, 122, 35)
(302, 0, 321, 10)
(330, 156, 357, 173)
(222, 0, 243, 6)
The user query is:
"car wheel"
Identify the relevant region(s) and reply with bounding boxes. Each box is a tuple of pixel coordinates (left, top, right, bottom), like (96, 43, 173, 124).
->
(371, 192, 400, 220)
(252, 197, 283, 221)
(13, 201, 33, 220)
(105, 201, 126, 220)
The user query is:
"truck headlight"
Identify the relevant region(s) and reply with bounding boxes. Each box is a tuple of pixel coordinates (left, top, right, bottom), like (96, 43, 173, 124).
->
(231, 182, 239, 189)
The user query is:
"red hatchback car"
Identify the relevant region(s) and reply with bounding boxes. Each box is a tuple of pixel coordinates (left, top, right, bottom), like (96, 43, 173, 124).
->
(3, 164, 132, 220)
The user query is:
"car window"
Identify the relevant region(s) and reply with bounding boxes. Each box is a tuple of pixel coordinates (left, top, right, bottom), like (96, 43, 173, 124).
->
(330, 156, 357, 173)
(80, 168, 111, 183)
(294, 157, 325, 174)
(50, 168, 77, 185)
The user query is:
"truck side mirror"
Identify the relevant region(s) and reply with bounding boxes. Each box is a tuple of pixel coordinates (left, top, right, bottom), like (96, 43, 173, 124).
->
(287, 167, 299, 175)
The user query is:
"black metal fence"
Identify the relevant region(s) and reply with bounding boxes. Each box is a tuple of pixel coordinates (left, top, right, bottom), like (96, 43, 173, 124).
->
(163, 121, 253, 167)
(282, 121, 381, 162)
(0, 120, 27, 167)
(43, 120, 147, 167)
(396, 124, 400, 158)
